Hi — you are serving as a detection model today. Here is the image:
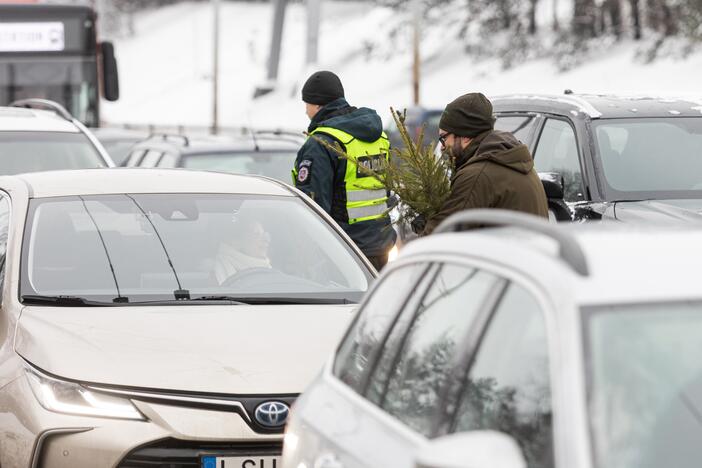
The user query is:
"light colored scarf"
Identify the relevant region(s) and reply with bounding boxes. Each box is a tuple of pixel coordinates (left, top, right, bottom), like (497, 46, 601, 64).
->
(214, 242, 271, 284)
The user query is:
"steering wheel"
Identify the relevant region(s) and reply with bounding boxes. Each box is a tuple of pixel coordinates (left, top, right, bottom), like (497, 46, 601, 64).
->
(221, 267, 277, 288)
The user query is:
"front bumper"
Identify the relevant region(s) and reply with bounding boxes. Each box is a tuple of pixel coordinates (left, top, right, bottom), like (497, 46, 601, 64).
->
(0, 375, 282, 468)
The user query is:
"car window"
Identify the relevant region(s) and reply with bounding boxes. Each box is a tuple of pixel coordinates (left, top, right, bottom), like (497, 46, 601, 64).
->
(21, 194, 372, 304)
(585, 302, 702, 468)
(126, 149, 146, 167)
(157, 153, 178, 168)
(334, 263, 428, 393)
(453, 283, 553, 468)
(495, 115, 537, 145)
(182, 151, 298, 183)
(0, 195, 9, 294)
(593, 117, 702, 196)
(140, 150, 163, 168)
(534, 119, 585, 202)
(375, 265, 499, 437)
(0, 132, 107, 175)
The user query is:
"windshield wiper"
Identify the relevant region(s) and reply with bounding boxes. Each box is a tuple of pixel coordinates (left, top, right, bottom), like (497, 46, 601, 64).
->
(21, 295, 122, 307)
(202, 296, 355, 305)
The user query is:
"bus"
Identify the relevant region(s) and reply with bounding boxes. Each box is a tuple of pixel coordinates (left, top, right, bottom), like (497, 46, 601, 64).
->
(0, 2, 119, 127)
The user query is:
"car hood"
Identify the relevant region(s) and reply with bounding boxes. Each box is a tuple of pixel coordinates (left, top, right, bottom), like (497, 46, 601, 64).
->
(614, 199, 702, 222)
(15, 304, 355, 394)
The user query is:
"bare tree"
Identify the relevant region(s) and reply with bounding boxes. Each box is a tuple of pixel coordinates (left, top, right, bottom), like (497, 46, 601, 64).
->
(528, 0, 539, 34)
(573, 0, 598, 38)
(605, 0, 623, 38)
(629, 0, 642, 39)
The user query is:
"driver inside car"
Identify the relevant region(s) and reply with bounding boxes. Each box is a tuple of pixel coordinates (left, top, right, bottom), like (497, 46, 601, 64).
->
(213, 218, 272, 285)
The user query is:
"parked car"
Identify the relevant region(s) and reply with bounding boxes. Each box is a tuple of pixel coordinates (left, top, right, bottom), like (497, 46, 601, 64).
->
(491, 93, 702, 221)
(89, 127, 149, 166)
(0, 98, 113, 175)
(124, 131, 304, 183)
(283, 209, 702, 468)
(385, 106, 442, 150)
(0, 168, 375, 468)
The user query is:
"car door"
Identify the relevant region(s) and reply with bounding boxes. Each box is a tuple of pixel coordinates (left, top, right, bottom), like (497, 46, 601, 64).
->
(442, 280, 556, 468)
(308, 261, 504, 468)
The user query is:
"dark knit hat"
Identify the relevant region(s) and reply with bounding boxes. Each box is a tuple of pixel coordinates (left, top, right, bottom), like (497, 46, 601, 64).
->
(439, 92, 495, 138)
(302, 71, 345, 105)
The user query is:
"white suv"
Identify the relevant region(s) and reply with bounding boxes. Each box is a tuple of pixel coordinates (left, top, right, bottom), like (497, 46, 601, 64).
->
(0, 99, 113, 175)
(283, 210, 702, 468)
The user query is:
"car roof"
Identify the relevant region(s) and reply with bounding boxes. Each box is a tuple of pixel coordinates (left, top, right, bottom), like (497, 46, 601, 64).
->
(89, 127, 149, 141)
(0, 107, 79, 133)
(0, 168, 293, 198)
(491, 93, 702, 119)
(400, 222, 702, 305)
(133, 133, 303, 155)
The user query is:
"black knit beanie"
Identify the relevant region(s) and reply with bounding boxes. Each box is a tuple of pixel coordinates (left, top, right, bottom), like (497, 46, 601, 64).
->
(302, 71, 345, 105)
(439, 92, 496, 138)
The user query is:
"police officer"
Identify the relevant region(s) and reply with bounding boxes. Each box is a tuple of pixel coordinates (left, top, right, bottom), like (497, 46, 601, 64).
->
(293, 71, 396, 269)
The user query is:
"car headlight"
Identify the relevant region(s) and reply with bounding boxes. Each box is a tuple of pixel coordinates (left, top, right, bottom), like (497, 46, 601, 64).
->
(25, 363, 144, 420)
(387, 245, 399, 263)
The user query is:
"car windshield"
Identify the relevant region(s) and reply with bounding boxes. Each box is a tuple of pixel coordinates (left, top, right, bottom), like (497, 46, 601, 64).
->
(0, 131, 105, 175)
(593, 117, 702, 199)
(182, 151, 297, 183)
(584, 302, 702, 468)
(21, 194, 371, 304)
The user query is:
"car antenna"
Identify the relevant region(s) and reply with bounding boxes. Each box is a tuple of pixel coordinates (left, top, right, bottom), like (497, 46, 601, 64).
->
(79, 197, 129, 303)
(126, 195, 190, 300)
(247, 114, 261, 151)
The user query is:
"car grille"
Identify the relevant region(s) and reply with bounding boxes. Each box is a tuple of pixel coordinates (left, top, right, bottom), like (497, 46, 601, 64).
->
(117, 438, 282, 468)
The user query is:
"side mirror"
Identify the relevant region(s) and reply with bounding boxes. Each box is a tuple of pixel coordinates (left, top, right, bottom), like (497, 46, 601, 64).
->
(539, 172, 564, 200)
(539, 172, 571, 222)
(100, 41, 120, 101)
(415, 431, 526, 468)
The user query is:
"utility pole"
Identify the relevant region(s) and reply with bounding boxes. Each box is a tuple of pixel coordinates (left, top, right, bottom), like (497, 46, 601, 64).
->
(306, 0, 321, 65)
(412, 0, 421, 106)
(212, 0, 220, 134)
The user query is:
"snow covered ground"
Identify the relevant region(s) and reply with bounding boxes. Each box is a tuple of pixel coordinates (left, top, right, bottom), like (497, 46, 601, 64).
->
(101, 0, 702, 131)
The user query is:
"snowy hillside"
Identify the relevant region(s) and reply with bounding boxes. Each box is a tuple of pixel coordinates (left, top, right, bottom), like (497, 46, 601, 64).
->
(101, 0, 702, 130)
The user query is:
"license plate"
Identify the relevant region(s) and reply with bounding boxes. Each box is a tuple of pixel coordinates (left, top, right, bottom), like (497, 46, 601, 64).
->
(201, 455, 281, 468)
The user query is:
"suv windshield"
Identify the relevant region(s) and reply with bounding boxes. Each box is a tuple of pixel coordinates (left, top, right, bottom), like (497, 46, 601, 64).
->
(21, 194, 370, 304)
(0, 131, 105, 175)
(585, 302, 702, 468)
(182, 151, 297, 183)
(593, 117, 702, 199)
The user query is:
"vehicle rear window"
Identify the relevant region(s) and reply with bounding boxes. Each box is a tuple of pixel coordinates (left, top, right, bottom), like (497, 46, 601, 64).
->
(0, 131, 105, 175)
(182, 151, 297, 183)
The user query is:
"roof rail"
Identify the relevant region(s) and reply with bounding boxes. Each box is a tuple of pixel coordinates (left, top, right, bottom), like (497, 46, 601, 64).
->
(434, 209, 589, 276)
(146, 133, 190, 147)
(254, 129, 304, 138)
(9, 99, 74, 122)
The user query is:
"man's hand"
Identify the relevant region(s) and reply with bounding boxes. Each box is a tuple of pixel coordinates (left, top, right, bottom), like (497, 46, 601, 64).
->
(410, 214, 427, 235)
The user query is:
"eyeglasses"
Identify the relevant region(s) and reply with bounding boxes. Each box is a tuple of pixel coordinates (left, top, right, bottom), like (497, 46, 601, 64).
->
(438, 132, 452, 147)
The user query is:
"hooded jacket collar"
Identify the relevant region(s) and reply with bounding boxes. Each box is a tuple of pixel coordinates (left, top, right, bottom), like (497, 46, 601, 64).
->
(455, 130, 534, 175)
(308, 97, 384, 142)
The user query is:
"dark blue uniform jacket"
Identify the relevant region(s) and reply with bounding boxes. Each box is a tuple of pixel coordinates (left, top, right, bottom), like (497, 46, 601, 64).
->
(294, 98, 396, 257)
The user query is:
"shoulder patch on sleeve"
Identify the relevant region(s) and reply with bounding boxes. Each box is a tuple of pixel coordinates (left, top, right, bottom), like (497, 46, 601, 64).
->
(297, 159, 313, 184)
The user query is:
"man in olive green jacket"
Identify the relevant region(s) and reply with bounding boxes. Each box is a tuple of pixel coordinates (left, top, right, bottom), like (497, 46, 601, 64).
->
(422, 92, 548, 235)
